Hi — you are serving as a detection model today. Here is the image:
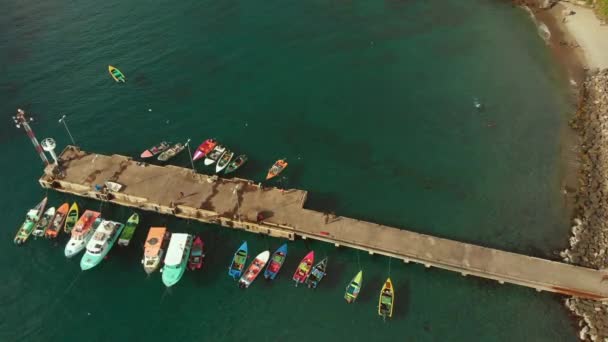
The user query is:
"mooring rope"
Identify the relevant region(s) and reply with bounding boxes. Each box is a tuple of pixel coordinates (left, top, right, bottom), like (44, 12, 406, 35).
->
(388, 257, 392, 277)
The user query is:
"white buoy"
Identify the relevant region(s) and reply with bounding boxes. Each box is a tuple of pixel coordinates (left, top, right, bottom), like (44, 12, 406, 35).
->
(41, 138, 59, 165)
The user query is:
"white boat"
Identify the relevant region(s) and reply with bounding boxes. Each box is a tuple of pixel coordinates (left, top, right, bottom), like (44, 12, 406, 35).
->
(32, 207, 55, 238)
(203, 145, 226, 166)
(161, 233, 193, 287)
(142, 227, 169, 274)
(64, 210, 101, 258)
(105, 181, 123, 192)
(80, 220, 125, 271)
(215, 150, 234, 173)
(238, 250, 270, 288)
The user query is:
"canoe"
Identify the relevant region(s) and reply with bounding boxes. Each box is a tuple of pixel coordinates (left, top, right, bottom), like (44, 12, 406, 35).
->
(32, 207, 55, 238)
(378, 278, 395, 319)
(344, 270, 363, 303)
(188, 236, 205, 271)
(192, 139, 217, 161)
(158, 143, 185, 162)
(118, 213, 140, 247)
(108, 65, 125, 82)
(45, 202, 69, 239)
(215, 150, 234, 173)
(266, 159, 288, 180)
(228, 241, 248, 280)
(225, 154, 247, 174)
(306, 257, 328, 289)
(264, 243, 287, 280)
(14, 197, 47, 245)
(292, 251, 314, 286)
(204, 144, 226, 166)
(64, 202, 79, 233)
(140, 141, 170, 159)
(238, 250, 270, 288)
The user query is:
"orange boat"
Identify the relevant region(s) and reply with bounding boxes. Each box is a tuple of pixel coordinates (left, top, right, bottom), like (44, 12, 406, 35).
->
(266, 159, 288, 180)
(45, 203, 69, 238)
(64, 210, 101, 258)
(142, 227, 170, 274)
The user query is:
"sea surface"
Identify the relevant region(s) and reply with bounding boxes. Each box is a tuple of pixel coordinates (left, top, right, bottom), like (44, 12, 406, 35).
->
(1, 0, 578, 341)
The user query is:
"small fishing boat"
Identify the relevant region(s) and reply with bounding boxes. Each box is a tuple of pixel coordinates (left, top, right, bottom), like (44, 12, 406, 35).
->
(64, 210, 101, 258)
(264, 243, 287, 280)
(238, 250, 270, 288)
(378, 278, 395, 319)
(140, 141, 170, 159)
(118, 213, 139, 247)
(64, 202, 79, 233)
(344, 270, 363, 303)
(161, 233, 193, 287)
(204, 144, 226, 166)
(108, 65, 125, 82)
(188, 236, 205, 271)
(45, 203, 69, 239)
(292, 251, 314, 286)
(142, 227, 170, 274)
(158, 143, 185, 162)
(192, 139, 217, 161)
(215, 150, 234, 173)
(225, 154, 247, 174)
(80, 220, 125, 271)
(306, 257, 328, 289)
(228, 241, 248, 280)
(32, 207, 55, 238)
(266, 159, 288, 180)
(104, 181, 123, 192)
(14, 197, 47, 245)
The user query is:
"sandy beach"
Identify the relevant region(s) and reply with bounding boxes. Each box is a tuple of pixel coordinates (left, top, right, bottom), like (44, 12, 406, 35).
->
(559, 2, 608, 69)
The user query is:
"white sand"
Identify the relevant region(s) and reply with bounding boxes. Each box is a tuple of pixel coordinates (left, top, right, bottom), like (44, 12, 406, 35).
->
(560, 3, 608, 69)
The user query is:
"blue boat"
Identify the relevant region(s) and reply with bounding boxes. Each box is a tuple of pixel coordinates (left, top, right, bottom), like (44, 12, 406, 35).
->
(264, 243, 288, 280)
(228, 241, 248, 280)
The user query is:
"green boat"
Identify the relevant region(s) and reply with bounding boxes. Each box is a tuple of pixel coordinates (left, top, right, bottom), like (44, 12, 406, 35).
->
(108, 65, 125, 82)
(14, 197, 48, 245)
(161, 233, 193, 287)
(80, 220, 125, 271)
(118, 213, 140, 247)
(225, 154, 248, 174)
(344, 270, 363, 303)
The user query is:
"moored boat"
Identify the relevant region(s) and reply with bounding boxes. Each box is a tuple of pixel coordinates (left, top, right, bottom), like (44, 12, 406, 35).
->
(161, 233, 193, 287)
(203, 144, 226, 166)
(192, 139, 217, 161)
(228, 241, 248, 280)
(142, 227, 170, 274)
(306, 257, 328, 289)
(32, 207, 55, 238)
(238, 250, 270, 288)
(118, 213, 139, 247)
(158, 143, 185, 162)
(140, 141, 170, 159)
(14, 197, 47, 245)
(264, 243, 287, 280)
(64, 203, 79, 233)
(215, 150, 234, 173)
(225, 154, 248, 174)
(378, 278, 395, 319)
(45, 203, 69, 239)
(188, 236, 205, 271)
(266, 159, 288, 180)
(80, 220, 125, 271)
(108, 65, 126, 82)
(344, 270, 363, 303)
(64, 210, 101, 258)
(292, 251, 314, 286)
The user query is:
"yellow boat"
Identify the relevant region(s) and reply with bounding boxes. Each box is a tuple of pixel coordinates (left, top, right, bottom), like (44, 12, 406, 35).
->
(378, 277, 394, 319)
(108, 65, 126, 82)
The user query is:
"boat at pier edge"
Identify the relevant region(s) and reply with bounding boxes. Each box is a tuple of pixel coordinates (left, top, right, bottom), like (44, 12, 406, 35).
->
(80, 220, 125, 271)
(228, 241, 248, 280)
(158, 142, 185, 162)
(215, 150, 234, 173)
(64, 202, 79, 233)
(161, 233, 193, 287)
(118, 213, 139, 247)
(14, 197, 47, 245)
(266, 159, 288, 180)
(140, 141, 170, 159)
(32, 206, 55, 238)
(225, 154, 248, 174)
(188, 236, 205, 271)
(344, 270, 363, 303)
(238, 250, 270, 288)
(306, 257, 328, 289)
(292, 251, 314, 286)
(64, 210, 101, 258)
(192, 139, 217, 161)
(108, 65, 126, 82)
(378, 278, 395, 319)
(45, 203, 69, 239)
(203, 144, 226, 166)
(264, 243, 287, 280)
(142, 227, 170, 274)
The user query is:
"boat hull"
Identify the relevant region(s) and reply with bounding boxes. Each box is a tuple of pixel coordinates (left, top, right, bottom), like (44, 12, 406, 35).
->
(238, 251, 270, 288)
(118, 213, 139, 247)
(80, 222, 125, 270)
(293, 251, 314, 285)
(264, 243, 288, 280)
(228, 241, 248, 280)
(65, 230, 93, 258)
(344, 270, 363, 303)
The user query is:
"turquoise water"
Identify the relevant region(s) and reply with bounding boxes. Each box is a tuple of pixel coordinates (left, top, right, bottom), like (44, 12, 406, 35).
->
(1, 0, 577, 341)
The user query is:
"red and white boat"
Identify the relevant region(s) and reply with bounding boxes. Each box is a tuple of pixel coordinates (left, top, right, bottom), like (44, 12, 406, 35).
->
(188, 236, 205, 271)
(238, 250, 270, 288)
(192, 139, 217, 161)
(141, 141, 170, 158)
(292, 251, 314, 286)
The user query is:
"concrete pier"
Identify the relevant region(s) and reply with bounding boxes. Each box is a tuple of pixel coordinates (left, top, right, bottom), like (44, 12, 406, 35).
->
(40, 146, 608, 300)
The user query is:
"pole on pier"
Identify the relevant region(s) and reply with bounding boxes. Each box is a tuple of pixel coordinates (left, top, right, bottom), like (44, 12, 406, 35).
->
(185, 139, 196, 172)
(58, 114, 76, 146)
(13, 109, 49, 165)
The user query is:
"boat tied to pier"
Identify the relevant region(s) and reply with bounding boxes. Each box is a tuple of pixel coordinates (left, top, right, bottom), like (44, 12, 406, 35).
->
(32, 206, 55, 238)
(80, 220, 125, 270)
(161, 233, 193, 287)
(378, 278, 394, 319)
(108, 65, 126, 82)
(306, 257, 328, 289)
(188, 236, 205, 271)
(228, 241, 248, 280)
(192, 139, 217, 161)
(142, 227, 170, 274)
(293, 251, 314, 286)
(14, 197, 47, 245)
(344, 270, 363, 303)
(64, 202, 79, 233)
(266, 159, 288, 180)
(215, 150, 234, 173)
(225, 154, 247, 174)
(64, 210, 101, 258)
(158, 143, 185, 162)
(239, 250, 270, 288)
(204, 144, 226, 166)
(45, 203, 69, 239)
(140, 141, 170, 159)
(264, 243, 287, 280)
(118, 213, 139, 247)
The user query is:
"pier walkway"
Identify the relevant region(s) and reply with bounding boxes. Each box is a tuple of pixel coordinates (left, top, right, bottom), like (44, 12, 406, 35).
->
(39, 146, 608, 300)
